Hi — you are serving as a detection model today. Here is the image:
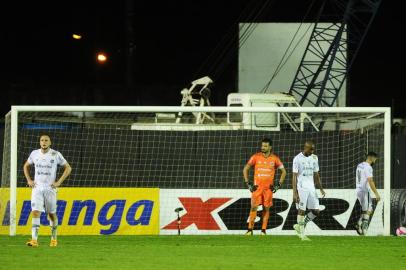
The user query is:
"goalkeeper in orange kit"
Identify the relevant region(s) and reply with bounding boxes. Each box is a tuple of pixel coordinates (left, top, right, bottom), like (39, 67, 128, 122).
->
(243, 138, 286, 235)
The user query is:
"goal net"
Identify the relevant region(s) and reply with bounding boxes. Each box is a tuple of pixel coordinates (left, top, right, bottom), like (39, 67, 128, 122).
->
(0, 106, 390, 236)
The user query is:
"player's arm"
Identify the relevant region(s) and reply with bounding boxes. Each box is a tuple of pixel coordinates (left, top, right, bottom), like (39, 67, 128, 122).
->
(52, 163, 72, 188)
(243, 163, 251, 184)
(23, 160, 35, 188)
(278, 167, 287, 185)
(292, 157, 299, 201)
(273, 167, 287, 193)
(243, 163, 257, 192)
(292, 172, 299, 202)
(314, 172, 326, 197)
(367, 177, 381, 201)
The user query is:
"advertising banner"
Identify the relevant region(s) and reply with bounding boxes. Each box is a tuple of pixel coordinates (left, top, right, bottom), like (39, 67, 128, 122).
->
(160, 189, 383, 235)
(0, 188, 159, 235)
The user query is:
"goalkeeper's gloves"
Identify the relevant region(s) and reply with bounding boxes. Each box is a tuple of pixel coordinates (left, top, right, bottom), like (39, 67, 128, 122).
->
(245, 181, 258, 192)
(272, 181, 281, 193)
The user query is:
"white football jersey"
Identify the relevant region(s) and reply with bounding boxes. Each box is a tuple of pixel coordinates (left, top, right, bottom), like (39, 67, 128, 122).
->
(27, 148, 67, 187)
(292, 152, 319, 190)
(356, 161, 373, 192)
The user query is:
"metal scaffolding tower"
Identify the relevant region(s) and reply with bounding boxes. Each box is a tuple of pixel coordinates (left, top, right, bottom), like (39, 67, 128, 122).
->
(289, 0, 381, 107)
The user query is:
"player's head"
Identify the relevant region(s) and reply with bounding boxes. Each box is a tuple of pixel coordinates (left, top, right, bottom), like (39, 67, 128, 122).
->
(261, 137, 272, 154)
(303, 141, 315, 156)
(366, 151, 378, 166)
(39, 134, 51, 151)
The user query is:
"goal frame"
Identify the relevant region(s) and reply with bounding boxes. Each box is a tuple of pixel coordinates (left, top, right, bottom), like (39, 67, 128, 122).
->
(7, 105, 391, 236)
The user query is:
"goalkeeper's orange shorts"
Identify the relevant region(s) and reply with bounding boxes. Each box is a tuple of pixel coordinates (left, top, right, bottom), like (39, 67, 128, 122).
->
(251, 187, 273, 208)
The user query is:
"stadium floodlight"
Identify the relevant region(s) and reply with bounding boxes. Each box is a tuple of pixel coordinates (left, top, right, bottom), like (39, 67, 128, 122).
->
(72, 34, 82, 40)
(97, 53, 107, 63)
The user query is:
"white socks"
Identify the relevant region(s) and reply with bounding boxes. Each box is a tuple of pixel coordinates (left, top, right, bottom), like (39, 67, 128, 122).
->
(298, 213, 317, 236)
(297, 215, 305, 234)
(32, 217, 40, 241)
(31, 217, 59, 241)
(50, 219, 58, 240)
(361, 213, 370, 231)
(304, 212, 317, 227)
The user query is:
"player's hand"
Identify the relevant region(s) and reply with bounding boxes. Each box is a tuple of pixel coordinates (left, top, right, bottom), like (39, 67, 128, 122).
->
(320, 189, 326, 198)
(51, 181, 61, 188)
(375, 194, 381, 202)
(272, 181, 281, 193)
(27, 179, 35, 188)
(293, 192, 299, 203)
(245, 182, 258, 192)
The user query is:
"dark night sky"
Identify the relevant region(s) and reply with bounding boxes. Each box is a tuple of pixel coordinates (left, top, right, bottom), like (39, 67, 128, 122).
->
(2, 1, 404, 117)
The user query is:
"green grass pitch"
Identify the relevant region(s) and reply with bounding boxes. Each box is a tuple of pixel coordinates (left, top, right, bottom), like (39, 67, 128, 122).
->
(1, 235, 405, 270)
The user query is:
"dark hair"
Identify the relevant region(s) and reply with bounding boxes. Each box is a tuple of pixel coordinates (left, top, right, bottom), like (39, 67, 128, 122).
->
(261, 137, 272, 146)
(367, 151, 378, 158)
(39, 134, 51, 139)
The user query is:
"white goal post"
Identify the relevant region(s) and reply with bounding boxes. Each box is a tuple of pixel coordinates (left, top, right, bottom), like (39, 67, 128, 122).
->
(3, 105, 391, 236)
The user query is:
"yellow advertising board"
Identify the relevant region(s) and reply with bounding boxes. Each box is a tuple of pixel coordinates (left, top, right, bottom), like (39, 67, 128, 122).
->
(0, 188, 159, 235)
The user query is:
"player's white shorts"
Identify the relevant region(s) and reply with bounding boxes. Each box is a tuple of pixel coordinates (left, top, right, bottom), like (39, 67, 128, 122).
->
(297, 188, 319, 211)
(31, 186, 57, 213)
(356, 189, 373, 212)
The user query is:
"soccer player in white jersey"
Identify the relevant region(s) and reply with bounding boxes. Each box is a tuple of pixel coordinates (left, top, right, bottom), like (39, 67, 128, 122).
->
(355, 151, 380, 235)
(292, 141, 326, 240)
(23, 134, 72, 247)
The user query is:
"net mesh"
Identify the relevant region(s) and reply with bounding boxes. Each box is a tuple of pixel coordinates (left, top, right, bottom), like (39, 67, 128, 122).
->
(1, 110, 386, 235)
